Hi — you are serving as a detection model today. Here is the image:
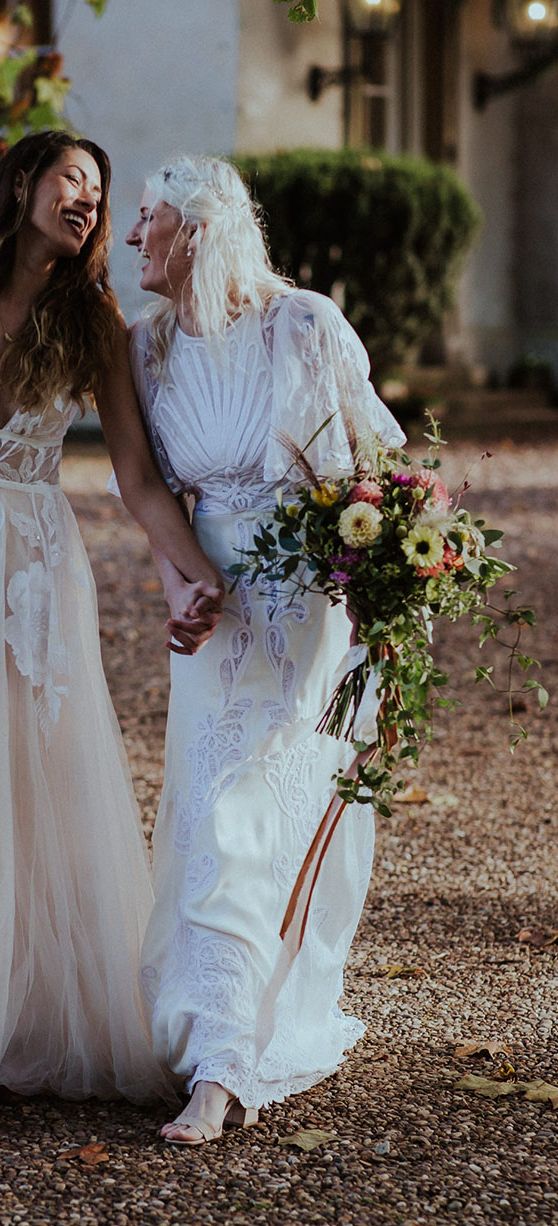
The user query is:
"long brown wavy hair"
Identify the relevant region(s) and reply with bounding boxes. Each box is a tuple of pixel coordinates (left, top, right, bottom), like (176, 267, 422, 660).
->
(0, 130, 120, 410)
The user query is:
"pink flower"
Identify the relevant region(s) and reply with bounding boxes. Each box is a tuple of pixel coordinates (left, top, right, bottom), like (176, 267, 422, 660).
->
(330, 570, 351, 585)
(416, 468, 450, 508)
(392, 472, 417, 488)
(416, 544, 464, 579)
(415, 561, 445, 579)
(349, 479, 384, 507)
(443, 545, 464, 570)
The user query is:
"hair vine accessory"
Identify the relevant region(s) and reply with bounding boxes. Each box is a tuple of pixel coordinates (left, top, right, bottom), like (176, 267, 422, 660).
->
(159, 165, 250, 213)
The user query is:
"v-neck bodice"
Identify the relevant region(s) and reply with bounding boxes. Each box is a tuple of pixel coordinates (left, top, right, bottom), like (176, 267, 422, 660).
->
(0, 398, 79, 486)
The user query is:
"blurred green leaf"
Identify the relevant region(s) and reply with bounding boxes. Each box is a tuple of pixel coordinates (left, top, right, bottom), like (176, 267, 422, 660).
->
(12, 4, 34, 29)
(0, 50, 36, 107)
(34, 75, 71, 114)
(274, 0, 318, 20)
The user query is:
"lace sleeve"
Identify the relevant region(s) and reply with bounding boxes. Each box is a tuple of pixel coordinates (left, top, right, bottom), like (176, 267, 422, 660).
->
(108, 321, 186, 499)
(262, 290, 406, 482)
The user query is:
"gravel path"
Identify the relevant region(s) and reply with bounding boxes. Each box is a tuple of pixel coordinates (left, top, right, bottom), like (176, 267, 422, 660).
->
(1, 435, 556, 1226)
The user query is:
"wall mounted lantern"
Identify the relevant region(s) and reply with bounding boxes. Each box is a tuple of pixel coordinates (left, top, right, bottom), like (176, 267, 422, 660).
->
(474, 0, 558, 108)
(307, 0, 402, 102)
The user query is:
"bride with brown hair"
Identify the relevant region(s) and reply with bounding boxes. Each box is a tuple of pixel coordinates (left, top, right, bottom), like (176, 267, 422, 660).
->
(0, 130, 222, 1102)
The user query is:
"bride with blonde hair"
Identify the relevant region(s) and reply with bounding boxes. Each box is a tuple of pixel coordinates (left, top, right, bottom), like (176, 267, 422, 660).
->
(125, 153, 405, 1141)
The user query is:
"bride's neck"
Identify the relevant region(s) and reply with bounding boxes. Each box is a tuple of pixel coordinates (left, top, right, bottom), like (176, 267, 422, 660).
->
(172, 274, 198, 337)
(3, 235, 56, 318)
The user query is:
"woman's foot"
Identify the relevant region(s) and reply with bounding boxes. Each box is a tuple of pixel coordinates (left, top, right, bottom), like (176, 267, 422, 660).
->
(161, 1080, 237, 1145)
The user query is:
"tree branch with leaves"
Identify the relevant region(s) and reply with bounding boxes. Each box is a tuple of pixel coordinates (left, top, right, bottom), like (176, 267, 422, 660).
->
(0, 0, 107, 149)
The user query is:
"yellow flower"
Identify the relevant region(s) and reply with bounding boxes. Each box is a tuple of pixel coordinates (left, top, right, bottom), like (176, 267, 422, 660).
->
(401, 524, 445, 569)
(311, 481, 340, 508)
(338, 501, 383, 547)
(286, 503, 299, 517)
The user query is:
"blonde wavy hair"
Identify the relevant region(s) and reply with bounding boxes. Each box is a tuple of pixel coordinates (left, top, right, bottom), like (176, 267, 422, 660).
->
(144, 155, 292, 375)
(0, 131, 120, 411)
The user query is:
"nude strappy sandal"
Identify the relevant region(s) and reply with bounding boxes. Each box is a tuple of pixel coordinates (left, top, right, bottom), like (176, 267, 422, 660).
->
(162, 1098, 259, 1146)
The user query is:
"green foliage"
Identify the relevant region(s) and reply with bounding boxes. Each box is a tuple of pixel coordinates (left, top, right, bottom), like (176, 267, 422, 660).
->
(0, 0, 108, 148)
(274, 0, 318, 20)
(0, 48, 35, 107)
(34, 75, 70, 114)
(235, 148, 481, 370)
(11, 4, 34, 29)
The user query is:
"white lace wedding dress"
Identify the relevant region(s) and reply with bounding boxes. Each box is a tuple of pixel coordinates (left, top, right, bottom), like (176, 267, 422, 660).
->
(131, 291, 405, 1109)
(0, 398, 175, 1102)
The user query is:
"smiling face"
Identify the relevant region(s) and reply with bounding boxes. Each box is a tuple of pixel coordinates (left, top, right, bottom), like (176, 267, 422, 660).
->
(126, 188, 193, 298)
(20, 146, 102, 259)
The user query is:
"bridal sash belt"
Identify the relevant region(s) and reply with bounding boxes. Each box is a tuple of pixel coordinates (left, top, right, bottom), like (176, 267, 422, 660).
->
(0, 476, 60, 492)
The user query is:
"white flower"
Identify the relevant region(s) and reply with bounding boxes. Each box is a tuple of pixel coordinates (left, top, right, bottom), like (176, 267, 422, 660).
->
(401, 525, 445, 569)
(354, 427, 384, 473)
(5, 561, 51, 685)
(416, 504, 455, 535)
(338, 501, 383, 547)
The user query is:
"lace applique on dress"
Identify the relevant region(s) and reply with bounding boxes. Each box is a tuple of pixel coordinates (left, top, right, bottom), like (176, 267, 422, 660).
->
(1, 400, 76, 736)
(5, 558, 68, 733)
(262, 587, 308, 730)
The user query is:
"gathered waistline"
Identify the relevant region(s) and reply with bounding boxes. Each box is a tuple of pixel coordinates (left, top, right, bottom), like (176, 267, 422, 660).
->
(196, 508, 277, 522)
(0, 476, 61, 493)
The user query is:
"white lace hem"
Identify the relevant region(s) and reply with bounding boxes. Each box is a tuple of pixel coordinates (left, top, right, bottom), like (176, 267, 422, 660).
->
(188, 1014, 365, 1109)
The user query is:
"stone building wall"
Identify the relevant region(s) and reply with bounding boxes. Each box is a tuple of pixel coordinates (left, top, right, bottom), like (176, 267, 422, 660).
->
(55, 0, 240, 319)
(516, 72, 558, 377)
(456, 0, 519, 379)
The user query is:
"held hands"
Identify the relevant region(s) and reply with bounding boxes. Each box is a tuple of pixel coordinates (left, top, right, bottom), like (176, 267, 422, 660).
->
(165, 578, 225, 656)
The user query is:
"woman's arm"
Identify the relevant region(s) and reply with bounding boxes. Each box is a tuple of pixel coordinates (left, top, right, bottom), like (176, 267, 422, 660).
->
(96, 321, 224, 599)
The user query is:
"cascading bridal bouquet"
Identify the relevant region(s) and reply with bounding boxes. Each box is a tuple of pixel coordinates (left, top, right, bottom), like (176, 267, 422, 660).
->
(231, 413, 545, 958)
(230, 411, 545, 798)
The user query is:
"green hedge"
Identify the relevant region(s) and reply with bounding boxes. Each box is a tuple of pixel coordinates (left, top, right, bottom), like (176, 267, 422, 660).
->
(235, 148, 481, 372)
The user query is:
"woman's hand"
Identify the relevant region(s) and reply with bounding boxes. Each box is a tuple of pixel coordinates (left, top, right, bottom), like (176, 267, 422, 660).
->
(165, 579, 224, 656)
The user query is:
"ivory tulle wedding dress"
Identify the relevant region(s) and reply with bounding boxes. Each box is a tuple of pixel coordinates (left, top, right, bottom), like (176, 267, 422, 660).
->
(0, 397, 174, 1102)
(129, 290, 405, 1109)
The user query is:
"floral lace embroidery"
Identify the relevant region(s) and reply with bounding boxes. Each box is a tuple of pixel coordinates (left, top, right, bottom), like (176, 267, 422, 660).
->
(145, 921, 256, 1067)
(1, 400, 76, 735)
(172, 697, 251, 858)
(5, 559, 68, 732)
(262, 589, 308, 730)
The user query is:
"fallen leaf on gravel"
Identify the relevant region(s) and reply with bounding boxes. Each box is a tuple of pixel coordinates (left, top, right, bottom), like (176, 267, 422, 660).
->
(374, 964, 425, 979)
(523, 1081, 558, 1109)
(395, 785, 430, 805)
(455, 1075, 525, 1099)
(456, 1076, 558, 1108)
(278, 1129, 336, 1151)
(454, 1040, 513, 1060)
(516, 926, 558, 949)
(61, 1142, 110, 1166)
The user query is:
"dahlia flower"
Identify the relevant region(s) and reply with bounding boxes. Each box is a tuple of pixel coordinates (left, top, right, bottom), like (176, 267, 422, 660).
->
(338, 502, 383, 548)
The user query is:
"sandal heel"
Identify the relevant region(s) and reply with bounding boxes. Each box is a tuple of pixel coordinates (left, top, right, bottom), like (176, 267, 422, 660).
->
(224, 1102, 259, 1129)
